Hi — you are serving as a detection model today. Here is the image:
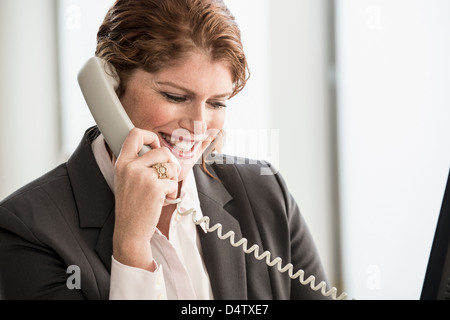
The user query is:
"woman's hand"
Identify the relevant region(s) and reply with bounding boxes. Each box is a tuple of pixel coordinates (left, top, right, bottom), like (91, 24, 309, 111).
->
(112, 128, 181, 272)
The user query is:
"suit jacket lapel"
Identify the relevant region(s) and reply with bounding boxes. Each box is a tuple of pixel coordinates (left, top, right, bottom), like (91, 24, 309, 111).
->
(66, 127, 115, 272)
(94, 208, 115, 271)
(193, 165, 248, 300)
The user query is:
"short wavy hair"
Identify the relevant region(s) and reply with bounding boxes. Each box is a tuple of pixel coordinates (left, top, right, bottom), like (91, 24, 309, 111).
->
(96, 0, 249, 98)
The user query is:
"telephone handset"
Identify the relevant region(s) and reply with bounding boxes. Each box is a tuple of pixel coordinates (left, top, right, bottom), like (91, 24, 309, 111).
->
(78, 57, 151, 158)
(78, 57, 348, 300)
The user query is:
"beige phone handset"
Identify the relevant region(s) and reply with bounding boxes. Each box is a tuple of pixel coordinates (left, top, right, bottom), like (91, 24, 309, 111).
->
(78, 57, 348, 300)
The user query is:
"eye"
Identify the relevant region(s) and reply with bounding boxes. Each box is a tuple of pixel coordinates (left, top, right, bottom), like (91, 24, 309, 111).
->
(162, 93, 188, 103)
(208, 101, 227, 109)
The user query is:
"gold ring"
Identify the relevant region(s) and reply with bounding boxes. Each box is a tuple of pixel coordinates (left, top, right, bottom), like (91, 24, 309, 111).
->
(152, 163, 168, 179)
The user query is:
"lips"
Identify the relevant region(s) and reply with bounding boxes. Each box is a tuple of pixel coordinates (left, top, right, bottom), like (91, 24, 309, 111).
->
(159, 132, 202, 159)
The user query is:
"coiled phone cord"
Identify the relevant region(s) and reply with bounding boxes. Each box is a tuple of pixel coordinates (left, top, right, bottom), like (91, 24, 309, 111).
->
(166, 199, 349, 300)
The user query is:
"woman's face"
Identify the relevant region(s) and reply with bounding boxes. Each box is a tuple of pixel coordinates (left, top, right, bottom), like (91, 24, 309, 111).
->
(120, 52, 233, 181)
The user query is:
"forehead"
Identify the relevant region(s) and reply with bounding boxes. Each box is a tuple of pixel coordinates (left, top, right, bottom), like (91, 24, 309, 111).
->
(131, 52, 234, 97)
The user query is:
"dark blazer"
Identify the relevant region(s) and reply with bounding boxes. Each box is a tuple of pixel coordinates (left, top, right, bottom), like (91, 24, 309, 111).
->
(0, 127, 329, 300)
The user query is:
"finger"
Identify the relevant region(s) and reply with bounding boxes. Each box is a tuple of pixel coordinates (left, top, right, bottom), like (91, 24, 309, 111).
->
(119, 128, 161, 161)
(167, 152, 182, 178)
(165, 190, 179, 202)
(160, 179, 179, 201)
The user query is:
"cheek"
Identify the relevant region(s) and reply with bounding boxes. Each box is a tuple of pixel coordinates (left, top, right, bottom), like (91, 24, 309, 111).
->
(134, 110, 171, 130)
(121, 91, 146, 126)
(206, 110, 226, 136)
(122, 93, 171, 130)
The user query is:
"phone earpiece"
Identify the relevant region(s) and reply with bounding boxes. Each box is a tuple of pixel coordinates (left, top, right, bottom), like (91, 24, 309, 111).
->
(78, 57, 149, 158)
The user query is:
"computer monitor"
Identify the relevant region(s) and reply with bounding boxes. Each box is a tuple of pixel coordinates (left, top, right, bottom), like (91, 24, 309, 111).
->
(421, 169, 450, 300)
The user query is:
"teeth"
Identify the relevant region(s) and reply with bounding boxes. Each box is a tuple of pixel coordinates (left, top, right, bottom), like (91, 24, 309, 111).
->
(162, 133, 195, 153)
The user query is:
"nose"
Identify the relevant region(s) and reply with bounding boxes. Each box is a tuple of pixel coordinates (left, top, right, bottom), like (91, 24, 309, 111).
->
(178, 102, 208, 137)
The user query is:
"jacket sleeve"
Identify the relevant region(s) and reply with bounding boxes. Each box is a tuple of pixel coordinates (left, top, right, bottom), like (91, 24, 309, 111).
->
(0, 206, 84, 300)
(276, 173, 333, 300)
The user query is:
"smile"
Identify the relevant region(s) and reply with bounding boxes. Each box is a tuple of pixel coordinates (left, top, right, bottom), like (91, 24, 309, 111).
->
(160, 133, 202, 159)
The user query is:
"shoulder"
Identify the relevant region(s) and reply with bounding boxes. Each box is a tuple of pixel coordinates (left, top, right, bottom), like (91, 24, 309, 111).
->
(207, 153, 286, 190)
(205, 154, 280, 184)
(0, 126, 103, 239)
(205, 154, 291, 215)
(0, 163, 69, 208)
(0, 164, 73, 243)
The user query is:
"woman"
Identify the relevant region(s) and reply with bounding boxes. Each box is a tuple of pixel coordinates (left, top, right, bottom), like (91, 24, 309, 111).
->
(0, 0, 331, 300)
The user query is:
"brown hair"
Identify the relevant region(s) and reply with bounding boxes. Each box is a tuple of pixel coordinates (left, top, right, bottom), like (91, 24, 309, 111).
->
(96, 0, 249, 98)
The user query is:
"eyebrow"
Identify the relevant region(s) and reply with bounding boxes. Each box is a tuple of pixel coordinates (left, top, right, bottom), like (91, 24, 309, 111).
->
(156, 81, 232, 100)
